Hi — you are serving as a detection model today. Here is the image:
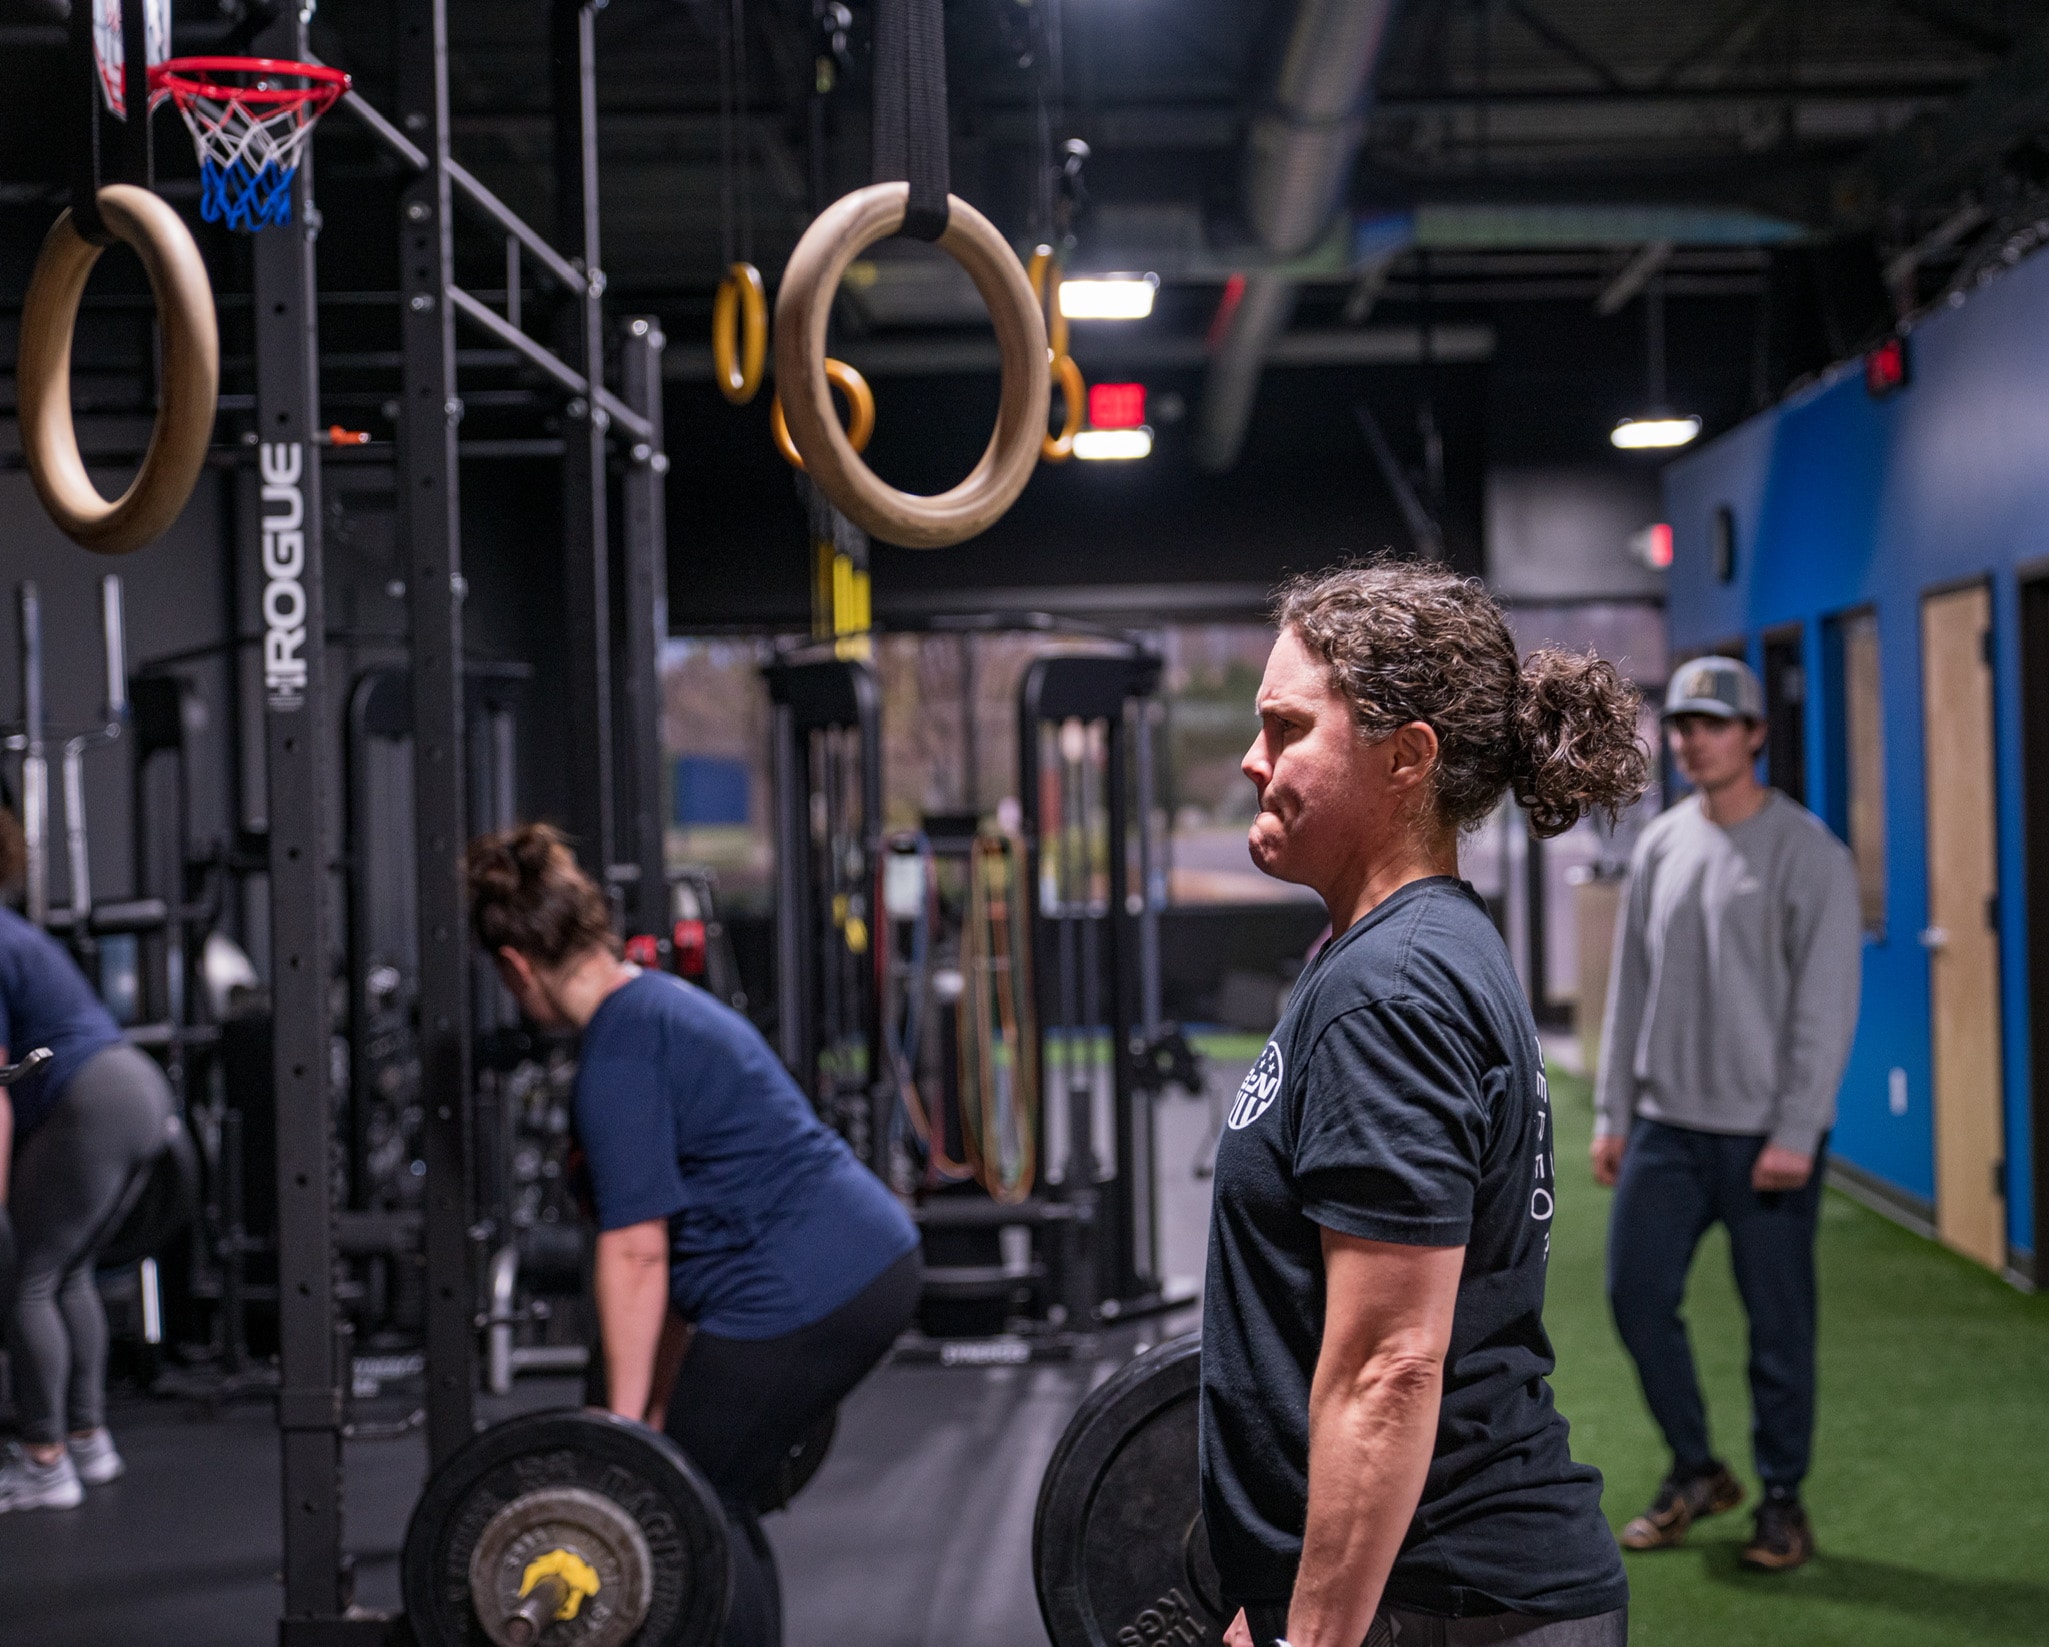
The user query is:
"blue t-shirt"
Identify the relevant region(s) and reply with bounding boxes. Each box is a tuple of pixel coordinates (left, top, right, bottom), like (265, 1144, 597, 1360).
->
(0, 907, 124, 1142)
(574, 970, 918, 1339)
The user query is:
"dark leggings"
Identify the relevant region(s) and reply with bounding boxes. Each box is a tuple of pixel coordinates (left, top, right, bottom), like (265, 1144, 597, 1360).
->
(664, 1248, 921, 1647)
(5, 1044, 173, 1445)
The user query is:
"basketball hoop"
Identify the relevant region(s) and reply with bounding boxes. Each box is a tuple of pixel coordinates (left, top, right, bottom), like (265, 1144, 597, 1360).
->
(149, 57, 350, 233)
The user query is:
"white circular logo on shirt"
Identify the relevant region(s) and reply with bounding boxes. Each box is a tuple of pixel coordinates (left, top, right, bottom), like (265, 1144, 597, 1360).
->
(1228, 1042, 1285, 1130)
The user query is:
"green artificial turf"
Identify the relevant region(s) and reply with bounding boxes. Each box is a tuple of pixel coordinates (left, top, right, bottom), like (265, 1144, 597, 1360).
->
(1541, 1066, 2049, 1646)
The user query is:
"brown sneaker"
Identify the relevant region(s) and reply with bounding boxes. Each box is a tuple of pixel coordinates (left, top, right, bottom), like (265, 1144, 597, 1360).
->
(1740, 1496, 1815, 1571)
(1619, 1462, 1746, 1550)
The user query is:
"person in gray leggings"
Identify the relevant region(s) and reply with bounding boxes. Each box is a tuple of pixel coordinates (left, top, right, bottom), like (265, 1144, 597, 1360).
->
(2, 1044, 173, 1510)
(1, 813, 173, 1513)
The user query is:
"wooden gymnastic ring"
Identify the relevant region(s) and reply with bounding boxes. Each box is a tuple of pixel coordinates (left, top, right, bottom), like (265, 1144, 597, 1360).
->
(1042, 351, 1085, 463)
(775, 183, 1049, 549)
(712, 261, 767, 404)
(18, 185, 219, 556)
(770, 359, 875, 471)
(1027, 244, 1070, 362)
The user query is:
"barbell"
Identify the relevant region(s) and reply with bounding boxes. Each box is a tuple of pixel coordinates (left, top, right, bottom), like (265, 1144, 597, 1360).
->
(0, 1048, 54, 1087)
(402, 1409, 729, 1647)
(400, 1335, 1206, 1647)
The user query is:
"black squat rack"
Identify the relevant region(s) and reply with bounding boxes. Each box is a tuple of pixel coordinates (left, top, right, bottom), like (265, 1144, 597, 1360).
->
(238, 4, 669, 1638)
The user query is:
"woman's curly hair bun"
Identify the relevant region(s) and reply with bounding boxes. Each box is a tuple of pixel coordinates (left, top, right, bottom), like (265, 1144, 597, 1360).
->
(1275, 559, 1650, 838)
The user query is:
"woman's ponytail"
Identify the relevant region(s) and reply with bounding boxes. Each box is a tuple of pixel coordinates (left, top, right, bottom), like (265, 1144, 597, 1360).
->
(464, 822, 617, 968)
(1511, 649, 1651, 838)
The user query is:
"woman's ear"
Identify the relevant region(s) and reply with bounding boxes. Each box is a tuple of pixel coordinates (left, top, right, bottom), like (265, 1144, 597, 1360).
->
(1384, 721, 1441, 792)
(495, 947, 536, 1000)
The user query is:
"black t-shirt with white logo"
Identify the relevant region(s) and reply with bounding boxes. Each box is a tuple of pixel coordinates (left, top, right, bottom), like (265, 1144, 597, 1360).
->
(1199, 877, 1626, 1620)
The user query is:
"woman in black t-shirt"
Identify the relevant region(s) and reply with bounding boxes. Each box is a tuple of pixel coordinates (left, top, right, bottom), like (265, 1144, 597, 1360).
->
(1201, 564, 1648, 1647)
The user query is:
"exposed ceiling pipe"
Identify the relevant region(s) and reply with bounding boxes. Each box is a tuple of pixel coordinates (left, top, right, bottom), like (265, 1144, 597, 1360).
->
(1196, 0, 1399, 472)
(1595, 240, 1675, 316)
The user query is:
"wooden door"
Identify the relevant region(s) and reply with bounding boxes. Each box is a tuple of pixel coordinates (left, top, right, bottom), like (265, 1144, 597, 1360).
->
(1920, 584, 2006, 1270)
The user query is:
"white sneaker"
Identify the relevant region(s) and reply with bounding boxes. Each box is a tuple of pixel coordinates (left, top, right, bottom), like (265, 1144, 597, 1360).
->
(68, 1428, 126, 1486)
(0, 1443, 84, 1511)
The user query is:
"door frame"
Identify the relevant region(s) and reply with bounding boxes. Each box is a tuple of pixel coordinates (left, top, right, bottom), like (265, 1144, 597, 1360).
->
(1918, 574, 2008, 1271)
(2018, 571, 2049, 1284)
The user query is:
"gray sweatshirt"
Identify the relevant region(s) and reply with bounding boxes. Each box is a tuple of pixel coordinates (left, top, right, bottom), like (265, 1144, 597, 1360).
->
(1594, 791, 1862, 1157)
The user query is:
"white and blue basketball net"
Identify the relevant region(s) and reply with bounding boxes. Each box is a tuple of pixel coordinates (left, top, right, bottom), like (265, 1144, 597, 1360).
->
(158, 74, 334, 233)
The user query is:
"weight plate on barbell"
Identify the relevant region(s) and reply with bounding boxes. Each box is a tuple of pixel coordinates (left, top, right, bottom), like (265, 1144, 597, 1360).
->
(402, 1408, 730, 1647)
(1034, 1334, 1226, 1647)
(469, 1485, 653, 1647)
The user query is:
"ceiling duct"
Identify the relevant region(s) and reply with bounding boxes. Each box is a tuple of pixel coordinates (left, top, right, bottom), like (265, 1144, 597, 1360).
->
(1197, 0, 1398, 471)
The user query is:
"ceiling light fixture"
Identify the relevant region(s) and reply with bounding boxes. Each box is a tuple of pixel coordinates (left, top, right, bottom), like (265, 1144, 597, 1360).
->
(1612, 417, 1702, 450)
(1073, 427, 1153, 460)
(1611, 272, 1700, 451)
(1058, 273, 1160, 321)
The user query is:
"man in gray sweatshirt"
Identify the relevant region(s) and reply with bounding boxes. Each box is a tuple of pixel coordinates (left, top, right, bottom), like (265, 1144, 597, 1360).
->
(1593, 655, 1861, 1575)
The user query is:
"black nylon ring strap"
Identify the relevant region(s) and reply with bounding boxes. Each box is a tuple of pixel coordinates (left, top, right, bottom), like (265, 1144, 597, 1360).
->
(872, 0, 950, 242)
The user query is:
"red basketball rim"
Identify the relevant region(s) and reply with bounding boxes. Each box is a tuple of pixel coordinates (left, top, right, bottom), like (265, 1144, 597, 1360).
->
(149, 56, 351, 109)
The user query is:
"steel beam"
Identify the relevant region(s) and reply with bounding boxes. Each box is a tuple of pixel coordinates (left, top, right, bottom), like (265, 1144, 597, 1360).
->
(397, 0, 478, 1468)
(1835, 19, 2049, 228)
(553, 0, 615, 888)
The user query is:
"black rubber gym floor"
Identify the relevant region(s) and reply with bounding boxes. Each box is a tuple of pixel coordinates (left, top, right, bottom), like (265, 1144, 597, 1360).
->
(0, 1082, 1230, 1646)
(0, 1327, 1208, 1647)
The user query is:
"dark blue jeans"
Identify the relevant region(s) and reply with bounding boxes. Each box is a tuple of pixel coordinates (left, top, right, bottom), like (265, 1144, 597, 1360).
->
(1606, 1119, 1827, 1494)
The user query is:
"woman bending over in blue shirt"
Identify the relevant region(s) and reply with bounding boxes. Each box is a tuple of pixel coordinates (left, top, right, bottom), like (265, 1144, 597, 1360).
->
(465, 824, 919, 1647)
(0, 808, 174, 1514)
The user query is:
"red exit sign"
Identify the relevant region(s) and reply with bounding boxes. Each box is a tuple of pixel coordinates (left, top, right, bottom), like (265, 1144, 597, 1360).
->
(1088, 382, 1146, 429)
(1864, 335, 1909, 398)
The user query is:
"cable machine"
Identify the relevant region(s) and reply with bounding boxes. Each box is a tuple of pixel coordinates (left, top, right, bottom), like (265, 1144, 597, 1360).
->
(1017, 649, 1188, 1319)
(765, 651, 887, 1173)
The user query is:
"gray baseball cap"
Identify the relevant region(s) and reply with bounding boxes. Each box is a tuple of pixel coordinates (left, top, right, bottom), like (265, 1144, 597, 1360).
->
(1663, 655, 1764, 721)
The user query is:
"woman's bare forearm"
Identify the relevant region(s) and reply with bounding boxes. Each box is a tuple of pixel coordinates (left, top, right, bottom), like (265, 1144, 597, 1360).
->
(593, 1222, 670, 1421)
(1287, 1348, 1443, 1647)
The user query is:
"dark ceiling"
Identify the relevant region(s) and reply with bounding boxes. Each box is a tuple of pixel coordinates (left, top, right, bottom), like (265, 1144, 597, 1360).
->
(4, 1, 2048, 621)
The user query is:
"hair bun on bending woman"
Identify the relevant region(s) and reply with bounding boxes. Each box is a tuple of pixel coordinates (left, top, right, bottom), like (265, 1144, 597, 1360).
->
(464, 822, 618, 970)
(1275, 558, 1650, 841)
(1511, 648, 1653, 838)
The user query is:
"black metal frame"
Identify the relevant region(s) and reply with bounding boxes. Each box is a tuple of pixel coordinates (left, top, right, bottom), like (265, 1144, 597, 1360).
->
(243, 10, 351, 1633)
(553, 0, 616, 898)
(617, 318, 671, 939)
(244, 3, 669, 1636)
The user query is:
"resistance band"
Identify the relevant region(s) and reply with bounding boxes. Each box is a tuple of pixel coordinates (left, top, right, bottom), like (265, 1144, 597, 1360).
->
(957, 834, 1038, 1203)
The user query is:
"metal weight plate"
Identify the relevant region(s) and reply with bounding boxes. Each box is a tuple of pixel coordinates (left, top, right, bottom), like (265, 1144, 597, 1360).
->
(402, 1408, 731, 1647)
(1034, 1335, 1226, 1647)
(470, 1486, 653, 1647)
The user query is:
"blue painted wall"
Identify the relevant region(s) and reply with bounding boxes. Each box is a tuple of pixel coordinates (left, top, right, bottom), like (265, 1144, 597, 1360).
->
(1663, 251, 2049, 1261)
